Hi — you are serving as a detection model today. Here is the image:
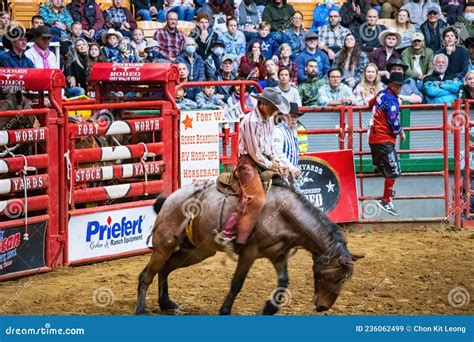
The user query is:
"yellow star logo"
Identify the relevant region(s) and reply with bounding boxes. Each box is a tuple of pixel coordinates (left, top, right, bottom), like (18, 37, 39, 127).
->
(182, 114, 193, 130)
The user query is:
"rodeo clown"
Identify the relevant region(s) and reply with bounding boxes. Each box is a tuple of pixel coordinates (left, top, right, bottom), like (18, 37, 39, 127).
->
(273, 102, 303, 189)
(215, 87, 290, 256)
(368, 72, 406, 216)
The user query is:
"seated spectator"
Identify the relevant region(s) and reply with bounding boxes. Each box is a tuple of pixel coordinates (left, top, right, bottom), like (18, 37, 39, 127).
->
(196, 83, 227, 109)
(118, 36, 140, 62)
(278, 44, 298, 86)
(461, 3, 474, 39)
(369, 28, 402, 81)
(353, 9, 386, 53)
(423, 53, 462, 104)
(176, 87, 198, 110)
(176, 37, 205, 82)
(89, 42, 106, 63)
(66, 0, 105, 41)
(216, 54, 236, 102)
(101, 29, 122, 62)
(466, 37, 474, 70)
(222, 18, 246, 60)
(27, 16, 46, 42)
(318, 68, 355, 106)
(0, 26, 34, 68)
(282, 11, 306, 59)
(25, 26, 59, 69)
(65, 38, 89, 97)
(262, 0, 295, 43)
(401, 0, 445, 29)
(401, 32, 434, 86)
(386, 58, 423, 103)
(204, 39, 226, 80)
(0, 12, 10, 38)
(239, 39, 267, 81)
(295, 31, 330, 82)
(133, 0, 165, 21)
(298, 59, 328, 107)
(420, 6, 447, 52)
(265, 59, 280, 88)
(39, 0, 73, 41)
(275, 66, 302, 106)
(460, 70, 474, 99)
(388, 9, 416, 51)
(193, 12, 221, 59)
(165, 0, 195, 22)
(340, 0, 371, 29)
(70, 22, 85, 44)
(353, 63, 384, 106)
(227, 76, 256, 110)
(105, 0, 137, 39)
(154, 11, 186, 62)
(311, 0, 340, 33)
(333, 32, 369, 88)
(198, 0, 235, 30)
(440, 0, 465, 25)
(132, 28, 147, 60)
(143, 39, 167, 62)
(238, 0, 260, 41)
(437, 27, 469, 80)
(254, 21, 279, 61)
(177, 62, 199, 100)
(318, 9, 351, 58)
(377, 0, 403, 20)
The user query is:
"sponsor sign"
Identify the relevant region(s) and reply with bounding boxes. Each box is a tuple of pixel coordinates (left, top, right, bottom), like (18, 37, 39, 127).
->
(68, 206, 156, 263)
(0, 222, 46, 276)
(298, 150, 359, 222)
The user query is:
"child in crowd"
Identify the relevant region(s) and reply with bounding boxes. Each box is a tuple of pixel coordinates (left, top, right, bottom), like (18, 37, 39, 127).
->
(132, 28, 147, 61)
(102, 29, 122, 62)
(176, 87, 198, 110)
(70, 22, 85, 44)
(196, 83, 227, 109)
(227, 77, 256, 111)
(254, 21, 279, 62)
(118, 37, 139, 62)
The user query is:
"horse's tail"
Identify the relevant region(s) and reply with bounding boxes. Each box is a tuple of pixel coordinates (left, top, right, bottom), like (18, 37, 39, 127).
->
(146, 195, 168, 248)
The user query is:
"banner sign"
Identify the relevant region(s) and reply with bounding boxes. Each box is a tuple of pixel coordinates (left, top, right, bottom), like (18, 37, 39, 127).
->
(0, 222, 46, 276)
(89, 63, 179, 84)
(298, 150, 359, 222)
(180, 109, 228, 186)
(68, 205, 156, 263)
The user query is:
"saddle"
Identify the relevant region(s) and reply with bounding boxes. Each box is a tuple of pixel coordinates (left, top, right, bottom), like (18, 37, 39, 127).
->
(216, 170, 282, 196)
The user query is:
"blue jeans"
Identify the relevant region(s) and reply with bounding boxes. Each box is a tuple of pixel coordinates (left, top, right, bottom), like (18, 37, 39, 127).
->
(168, 6, 195, 21)
(136, 8, 152, 20)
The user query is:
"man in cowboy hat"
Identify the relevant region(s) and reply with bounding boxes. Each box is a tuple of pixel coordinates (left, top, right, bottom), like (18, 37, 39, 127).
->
(273, 102, 303, 183)
(386, 58, 423, 104)
(215, 87, 290, 254)
(24, 26, 59, 69)
(0, 25, 34, 68)
(368, 72, 406, 216)
(369, 28, 402, 81)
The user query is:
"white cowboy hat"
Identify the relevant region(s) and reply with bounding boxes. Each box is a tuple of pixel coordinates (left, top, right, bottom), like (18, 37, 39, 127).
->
(378, 28, 402, 48)
(251, 88, 290, 114)
(101, 28, 123, 45)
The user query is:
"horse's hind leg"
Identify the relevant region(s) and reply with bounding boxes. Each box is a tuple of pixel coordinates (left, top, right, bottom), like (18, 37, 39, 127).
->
(260, 253, 289, 315)
(158, 247, 216, 314)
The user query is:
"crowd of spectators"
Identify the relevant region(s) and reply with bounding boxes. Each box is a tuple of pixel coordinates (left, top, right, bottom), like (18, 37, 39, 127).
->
(0, 0, 473, 107)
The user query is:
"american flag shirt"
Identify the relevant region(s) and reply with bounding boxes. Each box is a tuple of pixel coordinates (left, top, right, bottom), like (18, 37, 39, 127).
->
(239, 106, 275, 169)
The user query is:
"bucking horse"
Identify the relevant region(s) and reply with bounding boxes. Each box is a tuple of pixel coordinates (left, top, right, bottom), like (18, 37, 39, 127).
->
(136, 178, 359, 315)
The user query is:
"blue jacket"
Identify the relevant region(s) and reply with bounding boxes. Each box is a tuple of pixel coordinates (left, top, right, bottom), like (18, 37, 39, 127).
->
(295, 48, 330, 82)
(311, 4, 340, 32)
(0, 50, 34, 68)
(102, 44, 121, 63)
(423, 72, 462, 104)
(281, 27, 306, 59)
(254, 34, 279, 61)
(176, 52, 205, 82)
(221, 31, 246, 59)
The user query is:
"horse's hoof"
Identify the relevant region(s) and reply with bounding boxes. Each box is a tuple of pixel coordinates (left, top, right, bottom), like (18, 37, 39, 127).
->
(219, 309, 231, 315)
(135, 309, 150, 315)
(256, 309, 264, 315)
(161, 307, 181, 315)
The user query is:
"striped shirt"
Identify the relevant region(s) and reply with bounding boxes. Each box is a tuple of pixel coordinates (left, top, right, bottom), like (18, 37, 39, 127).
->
(273, 121, 299, 168)
(239, 106, 275, 169)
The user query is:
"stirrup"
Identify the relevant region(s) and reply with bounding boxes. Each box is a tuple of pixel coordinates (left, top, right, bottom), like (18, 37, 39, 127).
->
(214, 233, 237, 260)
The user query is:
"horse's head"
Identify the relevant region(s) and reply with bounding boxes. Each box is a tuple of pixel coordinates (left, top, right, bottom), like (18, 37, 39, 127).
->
(311, 248, 355, 312)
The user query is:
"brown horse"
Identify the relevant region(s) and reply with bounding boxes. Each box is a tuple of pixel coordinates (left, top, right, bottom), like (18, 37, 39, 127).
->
(136, 180, 358, 315)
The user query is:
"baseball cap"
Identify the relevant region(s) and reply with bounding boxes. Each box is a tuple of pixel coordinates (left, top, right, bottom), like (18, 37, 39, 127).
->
(412, 32, 425, 42)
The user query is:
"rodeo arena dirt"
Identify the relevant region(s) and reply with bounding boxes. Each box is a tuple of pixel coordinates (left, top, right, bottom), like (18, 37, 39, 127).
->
(0, 64, 473, 317)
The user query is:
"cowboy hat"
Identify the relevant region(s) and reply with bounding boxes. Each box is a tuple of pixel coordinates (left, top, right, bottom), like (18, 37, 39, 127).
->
(378, 28, 402, 48)
(386, 58, 408, 72)
(101, 28, 123, 45)
(30, 25, 54, 38)
(251, 88, 290, 114)
(388, 72, 404, 85)
(2, 25, 26, 50)
(289, 102, 303, 116)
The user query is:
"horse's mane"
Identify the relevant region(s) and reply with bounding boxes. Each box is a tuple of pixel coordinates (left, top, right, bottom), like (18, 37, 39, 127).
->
(273, 179, 352, 260)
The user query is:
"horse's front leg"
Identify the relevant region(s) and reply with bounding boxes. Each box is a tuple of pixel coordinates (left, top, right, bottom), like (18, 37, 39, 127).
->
(260, 253, 290, 315)
(219, 245, 258, 315)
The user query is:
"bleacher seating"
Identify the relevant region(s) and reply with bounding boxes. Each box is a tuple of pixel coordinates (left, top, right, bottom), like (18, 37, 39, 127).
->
(289, 1, 346, 31)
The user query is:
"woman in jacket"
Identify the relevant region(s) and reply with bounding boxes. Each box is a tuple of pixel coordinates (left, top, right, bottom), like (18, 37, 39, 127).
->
(238, 39, 267, 81)
(333, 33, 369, 88)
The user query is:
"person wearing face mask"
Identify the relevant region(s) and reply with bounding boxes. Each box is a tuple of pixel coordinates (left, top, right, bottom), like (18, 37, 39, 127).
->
(143, 40, 166, 63)
(311, 0, 340, 33)
(176, 37, 205, 82)
(204, 39, 226, 80)
(460, 3, 474, 38)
